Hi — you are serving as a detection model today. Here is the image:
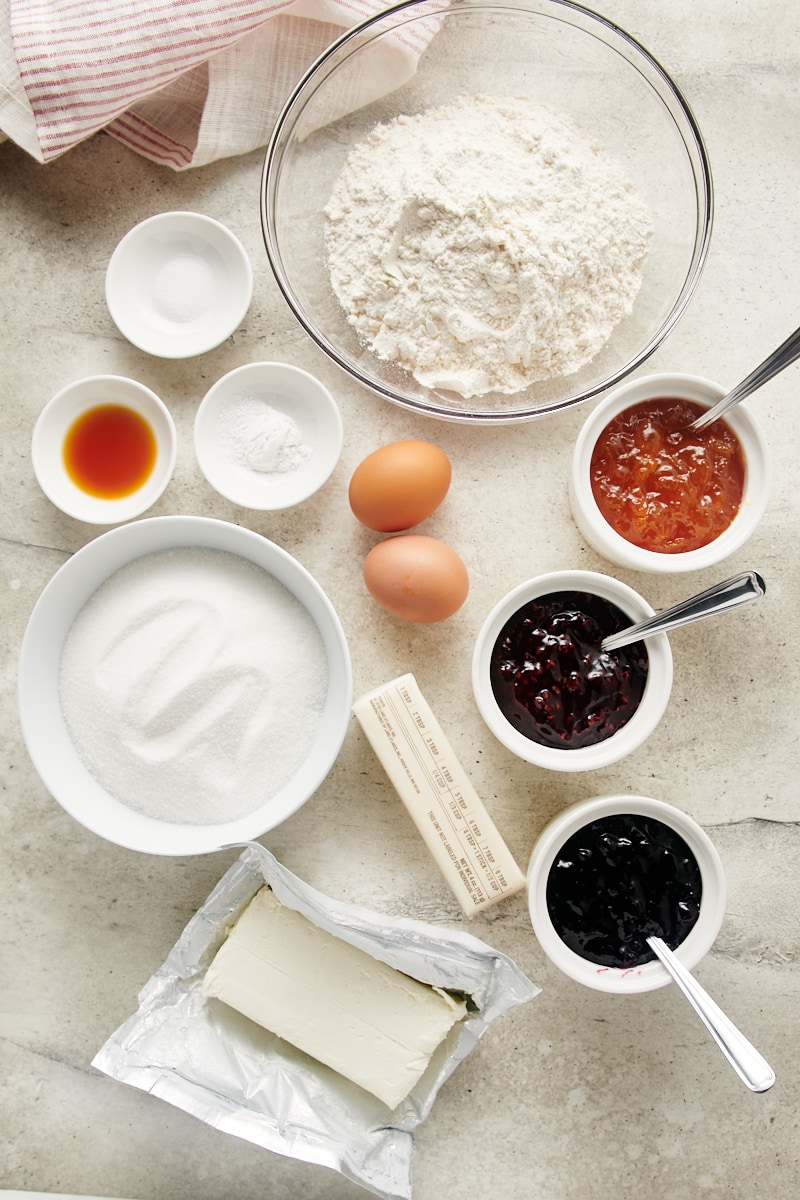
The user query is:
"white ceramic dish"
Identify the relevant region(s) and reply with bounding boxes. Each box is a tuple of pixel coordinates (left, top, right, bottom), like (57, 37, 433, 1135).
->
(0, 1194, 137, 1199)
(105, 211, 253, 358)
(31, 374, 177, 524)
(17, 515, 352, 855)
(570, 372, 771, 572)
(0, 1195, 136, 1200)
(194, 362, 343, 509)
(527, 793, 726, 993)
(472, 569, 672, 771)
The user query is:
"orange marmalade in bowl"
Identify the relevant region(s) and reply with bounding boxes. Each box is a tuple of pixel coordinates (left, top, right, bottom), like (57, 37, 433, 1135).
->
(589, 397, 745, 553)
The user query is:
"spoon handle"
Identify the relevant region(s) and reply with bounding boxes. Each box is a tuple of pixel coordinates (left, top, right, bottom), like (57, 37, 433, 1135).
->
(691, 323, 800, 430)
(647, 937, 775, 1093)
(600, 570, 765, 653)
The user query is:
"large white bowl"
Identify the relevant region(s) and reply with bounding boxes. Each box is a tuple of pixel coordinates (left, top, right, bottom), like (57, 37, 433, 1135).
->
(527, 794, 726, 993)
(570, 373, 771, 572)
(18, 516, 352, 855)
(472, 570, 672, 771)
(261, 0, 713, 423)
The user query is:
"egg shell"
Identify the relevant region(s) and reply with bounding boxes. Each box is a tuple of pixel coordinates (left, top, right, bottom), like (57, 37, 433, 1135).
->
(363, 534, 469, 623)
(348, 440, 452, 532)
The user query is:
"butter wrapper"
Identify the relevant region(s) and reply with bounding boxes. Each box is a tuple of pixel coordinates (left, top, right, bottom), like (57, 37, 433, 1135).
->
(92, 843, 538, 1200)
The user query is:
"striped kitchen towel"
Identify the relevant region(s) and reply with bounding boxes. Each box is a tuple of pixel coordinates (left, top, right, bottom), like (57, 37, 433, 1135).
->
(0, 0, 433, 168)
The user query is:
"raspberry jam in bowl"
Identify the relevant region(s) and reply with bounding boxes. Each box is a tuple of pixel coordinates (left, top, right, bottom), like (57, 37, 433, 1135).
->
(472, 570, 672, 772)
(570, 373, 771, 573)
(527, 793, 726, 993)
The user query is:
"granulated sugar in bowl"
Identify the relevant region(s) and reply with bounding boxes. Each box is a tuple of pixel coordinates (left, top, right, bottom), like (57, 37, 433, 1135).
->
(17, 516, 352, 854)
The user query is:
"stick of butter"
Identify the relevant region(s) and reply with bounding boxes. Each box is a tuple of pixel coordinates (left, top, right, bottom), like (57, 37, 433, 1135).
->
(202, 885, 468, 1109)
(353, 673, 527, 916)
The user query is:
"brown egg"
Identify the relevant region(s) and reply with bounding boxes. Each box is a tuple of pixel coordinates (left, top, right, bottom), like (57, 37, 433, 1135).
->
(363, 535, 469, 623)
(349, 440, 452, 532)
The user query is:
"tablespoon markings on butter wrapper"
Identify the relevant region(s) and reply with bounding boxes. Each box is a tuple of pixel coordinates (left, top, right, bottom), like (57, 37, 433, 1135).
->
(600, 570, 765, 654)
(647, 936, 775, 1093)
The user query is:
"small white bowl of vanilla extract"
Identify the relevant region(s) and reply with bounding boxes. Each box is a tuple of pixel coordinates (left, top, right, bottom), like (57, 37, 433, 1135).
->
(32, 375, 177, 524)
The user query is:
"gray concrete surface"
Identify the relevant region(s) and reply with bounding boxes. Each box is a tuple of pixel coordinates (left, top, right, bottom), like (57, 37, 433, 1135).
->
(1, 2, 798, 1197)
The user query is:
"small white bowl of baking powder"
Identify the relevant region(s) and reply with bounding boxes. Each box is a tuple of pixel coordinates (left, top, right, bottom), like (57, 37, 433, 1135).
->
(17, 515, 352, 855)
(106, 211, 253, 358)
(194, 361, 343, 509)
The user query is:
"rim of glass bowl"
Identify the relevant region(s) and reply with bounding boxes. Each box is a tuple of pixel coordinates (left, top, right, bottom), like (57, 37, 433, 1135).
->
(260, 0, 714, 425)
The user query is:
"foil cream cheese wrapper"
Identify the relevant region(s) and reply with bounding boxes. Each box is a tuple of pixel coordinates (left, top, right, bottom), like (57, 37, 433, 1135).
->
(92, 842, 539, 1200)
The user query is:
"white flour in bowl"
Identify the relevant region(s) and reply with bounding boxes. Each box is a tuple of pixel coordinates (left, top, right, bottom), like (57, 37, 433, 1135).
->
(324, 94, 652, 398)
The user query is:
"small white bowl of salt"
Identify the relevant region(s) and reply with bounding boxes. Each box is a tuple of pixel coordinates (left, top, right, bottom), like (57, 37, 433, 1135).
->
(194, 361, 343, 510)
(105, 211, 253, 358)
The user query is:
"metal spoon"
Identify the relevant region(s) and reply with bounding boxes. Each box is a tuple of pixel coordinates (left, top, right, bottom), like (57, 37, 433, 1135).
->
(647, 936, 775, 1092)
(600, 569, 765, 653)
(689, 323, 800, 431)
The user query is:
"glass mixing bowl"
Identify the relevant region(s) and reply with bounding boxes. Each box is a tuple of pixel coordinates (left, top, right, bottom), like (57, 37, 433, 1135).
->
(261, 0, 713, 424)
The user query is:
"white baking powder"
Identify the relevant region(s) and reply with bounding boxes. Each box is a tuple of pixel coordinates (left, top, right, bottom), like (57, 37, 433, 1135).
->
(215, 393, 312, 474)
(324, 94, 653, 398)
(59, 547, 328, 825)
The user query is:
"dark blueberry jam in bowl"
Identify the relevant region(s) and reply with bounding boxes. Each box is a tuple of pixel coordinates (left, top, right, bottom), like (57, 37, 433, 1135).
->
(472, 570, 673, 771)
(527, 794, 726, 993)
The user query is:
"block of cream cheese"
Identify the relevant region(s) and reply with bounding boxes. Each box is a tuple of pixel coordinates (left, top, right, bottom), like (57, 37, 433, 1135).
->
(353, 673, 527, 916)
(202, 885, 468, 1109)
